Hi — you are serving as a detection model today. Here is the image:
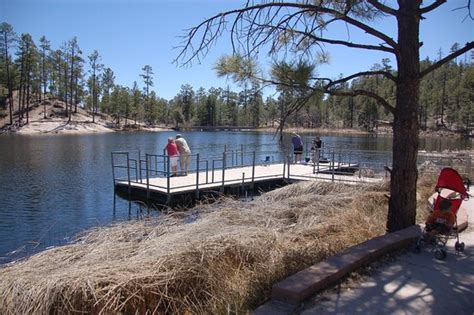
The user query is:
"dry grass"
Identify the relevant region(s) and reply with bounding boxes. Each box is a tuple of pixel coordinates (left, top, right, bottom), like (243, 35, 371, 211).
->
(0, 179, 437, 314)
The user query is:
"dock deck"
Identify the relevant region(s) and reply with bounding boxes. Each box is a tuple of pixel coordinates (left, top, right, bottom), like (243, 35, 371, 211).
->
(111, 147, 473, 205)
(113, 149, 384, 204)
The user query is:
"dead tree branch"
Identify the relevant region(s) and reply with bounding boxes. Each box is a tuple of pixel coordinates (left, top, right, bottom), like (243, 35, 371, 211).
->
(420, 41, 474, 78)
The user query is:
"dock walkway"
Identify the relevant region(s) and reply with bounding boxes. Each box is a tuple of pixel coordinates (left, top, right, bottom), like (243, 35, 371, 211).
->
(115, 162, 379, 195)
(112, 148, 388, 204)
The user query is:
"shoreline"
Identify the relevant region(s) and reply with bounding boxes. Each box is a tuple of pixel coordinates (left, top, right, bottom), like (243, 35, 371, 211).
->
(4, 122, 472, 139)
(1, 119, 174, 136)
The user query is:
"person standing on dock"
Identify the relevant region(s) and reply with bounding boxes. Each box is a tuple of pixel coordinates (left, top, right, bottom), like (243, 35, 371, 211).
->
(311, 136, 323, 162)
(175, 134, 191, 176)
(165, 137, 179, 177)
(291, 132, 304, 163)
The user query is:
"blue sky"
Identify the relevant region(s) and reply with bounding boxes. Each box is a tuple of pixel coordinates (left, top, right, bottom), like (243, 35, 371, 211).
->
(1, 0, 473, 100)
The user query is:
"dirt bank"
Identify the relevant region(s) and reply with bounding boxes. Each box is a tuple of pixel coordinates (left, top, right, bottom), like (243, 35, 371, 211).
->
(1, 100, 172, 135)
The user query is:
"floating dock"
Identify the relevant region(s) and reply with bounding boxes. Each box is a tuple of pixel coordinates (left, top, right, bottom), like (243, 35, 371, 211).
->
(112, 149, 387, 205)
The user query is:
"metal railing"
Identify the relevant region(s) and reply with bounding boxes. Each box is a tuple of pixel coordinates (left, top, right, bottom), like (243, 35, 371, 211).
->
(111, 147, 473, 201)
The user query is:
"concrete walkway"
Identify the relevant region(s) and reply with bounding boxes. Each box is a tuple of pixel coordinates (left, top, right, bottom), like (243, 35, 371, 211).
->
(300, 190, 474, 315)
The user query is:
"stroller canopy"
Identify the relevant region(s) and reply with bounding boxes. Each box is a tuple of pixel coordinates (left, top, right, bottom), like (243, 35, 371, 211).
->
(435, 167, 469, 200)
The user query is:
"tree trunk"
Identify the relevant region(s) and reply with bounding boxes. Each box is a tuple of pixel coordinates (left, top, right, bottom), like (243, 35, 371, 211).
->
(74, 72, 78, 113)
(440, 70, 446, 126)
(64, 64, 68, 118)
(18, 58, 25, 124)
(3, 36, 14, 125)
(92, 72, 96, 123)
(349, 98, 354, 129)
(42, 52, 47, 103)
(387, 0, 421, 232)
(26, 69, 31, 125)
(68, 48, 74, 123)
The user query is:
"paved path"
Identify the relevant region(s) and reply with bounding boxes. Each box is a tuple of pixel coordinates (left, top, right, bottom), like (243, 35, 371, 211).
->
(300, 189, 474, 315)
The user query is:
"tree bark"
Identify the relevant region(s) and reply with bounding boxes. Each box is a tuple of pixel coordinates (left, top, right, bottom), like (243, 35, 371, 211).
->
(3, 35, 14, 125)
(387, 0, 421, 232)
(19, 56, 25, 124)
(92, 71, 96, 123)
(69, 44, 75, 122)
(74, 72, 79, 113)
(26, 72, 30, 124)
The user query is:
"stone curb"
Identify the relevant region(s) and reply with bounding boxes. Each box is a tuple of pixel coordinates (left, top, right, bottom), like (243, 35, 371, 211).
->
(253, 204, 470, 315)
(253, 225, 422, 315)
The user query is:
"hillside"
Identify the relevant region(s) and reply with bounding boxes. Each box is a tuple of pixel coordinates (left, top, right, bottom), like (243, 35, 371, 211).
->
(0, 98, 170, 135)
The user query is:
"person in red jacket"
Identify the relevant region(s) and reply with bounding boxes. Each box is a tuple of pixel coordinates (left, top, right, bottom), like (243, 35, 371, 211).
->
(165, 137, 179, 177)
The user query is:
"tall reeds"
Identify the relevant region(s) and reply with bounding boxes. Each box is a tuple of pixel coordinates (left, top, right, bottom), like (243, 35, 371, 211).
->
(0, 178, 434, 314)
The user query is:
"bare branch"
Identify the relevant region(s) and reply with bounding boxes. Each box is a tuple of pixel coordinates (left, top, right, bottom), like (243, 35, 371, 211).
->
(452, 0, 474, 21)
(175, 2, 398, 66)
(420, 0, 447, 14)
(257, 76, 395, 116)
(367, 0, 398, 15)
(326, 89, 395, 115)
(324, 70, 397, 88)
(336, 13, 397, 48)
(420, 41, 474, 78)
(255, 22, 395, 53)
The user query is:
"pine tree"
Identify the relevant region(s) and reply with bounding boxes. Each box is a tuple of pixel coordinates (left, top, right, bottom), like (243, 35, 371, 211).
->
(176, 0, 474, 231)
(16, 33, 37, 125)
(0, 23, 17, 125)
(88, 50, 103, 123)
(140, 65, 154, 124)
(39, 36, 50, 106)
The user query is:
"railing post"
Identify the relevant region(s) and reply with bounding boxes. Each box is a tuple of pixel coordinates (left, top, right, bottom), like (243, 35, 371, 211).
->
(283, 155, 286, 180)
(232, 149, 235, 167)
(205, 160, 209, 184)
(134, 160, 138, 182)
(312, 149, 317, 174)
(221, 151, 226, 192)
(139, 159, 143, 183)
(212, 160, 215, 183)
(317, 149, 325, 173)
(146, 154, 150, 199)
(359, 156, 362, 178)
(252, 151, 256, 186)
(241, 144, 244, 166)
(126, 152, 131, 194)
(167, 155, 171, 197)
(195, 153, 200, 199)
(163, 149, 166, 176)
(287, 154, 291, 179)
(111, 152, 116, 186)
(338, 149, 341, 170)
(348, 150, 352, 168)
(138, 150, 142, 180)
(331, 150, 335, 182)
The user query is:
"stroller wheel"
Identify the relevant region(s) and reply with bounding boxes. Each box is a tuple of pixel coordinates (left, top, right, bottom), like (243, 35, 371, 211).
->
(434, 249, 447, 260)
(455, 241, 465, 252)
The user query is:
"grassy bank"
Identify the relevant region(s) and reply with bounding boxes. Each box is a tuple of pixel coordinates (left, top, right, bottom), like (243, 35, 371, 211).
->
(0, 178, 435, 314)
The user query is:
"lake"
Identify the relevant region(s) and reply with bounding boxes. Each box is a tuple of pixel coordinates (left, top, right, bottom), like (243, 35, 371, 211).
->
(0, 131, 471, 264)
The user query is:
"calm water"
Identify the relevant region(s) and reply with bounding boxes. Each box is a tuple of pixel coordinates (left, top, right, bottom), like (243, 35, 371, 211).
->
(0, 131, 471, 263)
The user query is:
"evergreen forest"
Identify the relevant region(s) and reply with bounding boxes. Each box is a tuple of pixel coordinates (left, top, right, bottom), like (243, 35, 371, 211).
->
(1, 22, 473, 135)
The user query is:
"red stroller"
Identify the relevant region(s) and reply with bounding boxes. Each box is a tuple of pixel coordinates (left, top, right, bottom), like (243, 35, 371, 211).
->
(415, 168, 470, 260)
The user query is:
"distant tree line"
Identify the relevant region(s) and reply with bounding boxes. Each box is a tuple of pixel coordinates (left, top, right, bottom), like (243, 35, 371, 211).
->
(1, 21, 473, 134)
(326, 54, 474, 135)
